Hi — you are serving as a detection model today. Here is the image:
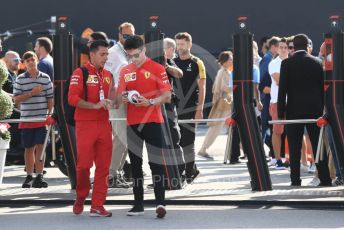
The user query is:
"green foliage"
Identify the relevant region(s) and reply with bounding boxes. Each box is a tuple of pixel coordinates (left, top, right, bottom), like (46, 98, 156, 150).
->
(0, 61, 13, 141)
(0, 61, 8, 87)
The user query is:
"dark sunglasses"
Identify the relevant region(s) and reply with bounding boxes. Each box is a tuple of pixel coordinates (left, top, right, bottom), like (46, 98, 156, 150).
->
(288, 46, 294, 49)
(122, 34, 132, 39)
(12, 58, 21, 63)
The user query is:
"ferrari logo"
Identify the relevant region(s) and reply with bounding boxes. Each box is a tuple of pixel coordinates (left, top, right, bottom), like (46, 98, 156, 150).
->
(104, 77, 111, 85)
(144, 71, 151, 79)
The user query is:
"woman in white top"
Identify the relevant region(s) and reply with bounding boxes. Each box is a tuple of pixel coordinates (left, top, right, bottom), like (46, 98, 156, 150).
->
(198, 51, 233, 159)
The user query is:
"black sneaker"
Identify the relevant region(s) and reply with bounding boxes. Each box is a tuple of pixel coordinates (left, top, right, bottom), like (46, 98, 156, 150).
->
(127, 205, 144, 216)
(291, 180, 302, 186)
(186, 169, 200, 184)
(22, 175, 34, 188)
(275, 160, 286, 170)
(332, 178, 344, 186)
(229, 160, 241, 164)
(32, 174, 48, 188)
(318, 181, 332, 187)
(147, 184, 154, 189)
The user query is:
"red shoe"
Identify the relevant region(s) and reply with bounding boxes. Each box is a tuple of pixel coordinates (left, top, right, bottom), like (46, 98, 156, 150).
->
(156, 205, 166, 218)
(89, 206, 112, 217)
(73, 198, 85, 215)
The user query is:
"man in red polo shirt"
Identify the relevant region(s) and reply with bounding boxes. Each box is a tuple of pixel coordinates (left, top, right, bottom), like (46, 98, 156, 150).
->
(117, 35, 171, 218)
(68, 40, 113, 217)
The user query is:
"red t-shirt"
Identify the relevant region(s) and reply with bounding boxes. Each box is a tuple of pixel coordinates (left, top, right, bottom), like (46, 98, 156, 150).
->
(68, 62, 113, 121)
(118, 58, 171, 125)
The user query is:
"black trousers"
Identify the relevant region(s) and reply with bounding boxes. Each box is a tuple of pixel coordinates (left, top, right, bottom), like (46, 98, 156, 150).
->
(127, 123, 166, 206)
(287, 123, 331, 184)
(231, 125, 241, 162)
(178, 111, 196, 178)
(165, 103, 185, 175)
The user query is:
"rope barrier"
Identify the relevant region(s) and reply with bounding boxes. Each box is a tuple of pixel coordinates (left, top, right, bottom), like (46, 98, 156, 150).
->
(0, 117, 227, 124)
(1, 118, 320, 125)
(268, 119, 317, 125)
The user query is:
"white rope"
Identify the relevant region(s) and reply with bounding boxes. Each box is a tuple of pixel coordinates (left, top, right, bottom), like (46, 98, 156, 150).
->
(1, 117, 319, 125)
(178, 118, 226, 124)
(268, 119, 317, 125)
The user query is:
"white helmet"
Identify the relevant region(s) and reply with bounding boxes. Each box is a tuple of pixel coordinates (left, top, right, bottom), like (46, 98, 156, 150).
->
(127, 90, 140, 104)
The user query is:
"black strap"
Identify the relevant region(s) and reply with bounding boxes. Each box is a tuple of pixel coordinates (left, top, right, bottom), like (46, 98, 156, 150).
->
(80, 66, 88, 100)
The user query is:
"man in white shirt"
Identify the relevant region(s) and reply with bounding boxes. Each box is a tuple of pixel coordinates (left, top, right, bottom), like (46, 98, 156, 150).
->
(268, 38, 289, 169)
(104, 22, 135, 188)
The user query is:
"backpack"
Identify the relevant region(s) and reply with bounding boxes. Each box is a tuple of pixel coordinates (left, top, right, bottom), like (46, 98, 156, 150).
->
(64, 66, 89, 126)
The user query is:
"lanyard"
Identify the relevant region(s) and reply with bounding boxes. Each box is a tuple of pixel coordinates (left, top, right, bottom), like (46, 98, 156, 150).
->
(96, 69, 105, 100)
(95, 69, 104, 90)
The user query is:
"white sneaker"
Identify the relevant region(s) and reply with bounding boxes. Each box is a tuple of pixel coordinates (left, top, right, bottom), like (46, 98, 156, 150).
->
(308, 164, 316, 174)
(270, 158, 277, 166)
(308, 177, 320, 186)
(300, 164, 309, 173)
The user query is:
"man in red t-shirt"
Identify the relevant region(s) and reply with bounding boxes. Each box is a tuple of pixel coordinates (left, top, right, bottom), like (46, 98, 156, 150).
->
(117, 35, 171, 218)
(68, 40, 113, 217)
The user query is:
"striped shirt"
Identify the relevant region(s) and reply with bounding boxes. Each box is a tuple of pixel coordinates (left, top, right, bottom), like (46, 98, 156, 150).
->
(14, 71, 53, 128)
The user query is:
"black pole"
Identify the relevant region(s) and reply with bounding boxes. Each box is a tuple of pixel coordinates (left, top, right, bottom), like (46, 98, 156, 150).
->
(232, 17, 272, 191)
(324, 16, 344, 177)
(144, 16, 182, 190)
(52, 16, 77, 189)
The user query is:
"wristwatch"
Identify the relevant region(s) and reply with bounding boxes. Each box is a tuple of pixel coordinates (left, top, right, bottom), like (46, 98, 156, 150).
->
(149, 98, 156, 106)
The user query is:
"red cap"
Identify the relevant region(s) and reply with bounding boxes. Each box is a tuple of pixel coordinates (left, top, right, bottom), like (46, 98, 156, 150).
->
(149, 16, 159, 20)
(238, 16, 248, 21)
(330, 15, 340, 20)
(58, 16, 68, 21)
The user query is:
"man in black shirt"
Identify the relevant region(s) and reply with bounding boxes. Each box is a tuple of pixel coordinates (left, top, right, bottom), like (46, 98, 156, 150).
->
(163, 38, 185, 176)
(278, 34, 331, 186)
(3, 51, 20, 94)
(173, 32, 206, 183)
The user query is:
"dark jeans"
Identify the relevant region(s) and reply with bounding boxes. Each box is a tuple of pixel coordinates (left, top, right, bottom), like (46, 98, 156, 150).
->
(261, 97, 274, 157)
(127, 123, 166, 206)
(287, 123, 331, 184)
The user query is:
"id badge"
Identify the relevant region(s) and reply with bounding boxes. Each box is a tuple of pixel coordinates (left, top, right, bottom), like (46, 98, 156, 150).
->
(99, 89, 105, 100)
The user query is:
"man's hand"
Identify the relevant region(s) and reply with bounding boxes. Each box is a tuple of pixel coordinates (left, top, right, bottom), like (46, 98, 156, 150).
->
(122, 91, 129, 104)
(195, 109, 203, 120)
(262, 86, 270, 94)
(135, 96, 150, 107)
(257, 100, 263, 111)
(93, 99, 112, 110)
(31, 85, 43, 96)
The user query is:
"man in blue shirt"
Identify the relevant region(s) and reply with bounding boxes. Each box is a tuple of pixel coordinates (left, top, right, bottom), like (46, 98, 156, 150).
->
(258, 36, 280, 160)
(34, 37, 54, 80)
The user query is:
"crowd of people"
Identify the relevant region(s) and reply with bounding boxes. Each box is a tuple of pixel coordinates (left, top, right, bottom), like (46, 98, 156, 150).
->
(0, 21, 342, 219)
